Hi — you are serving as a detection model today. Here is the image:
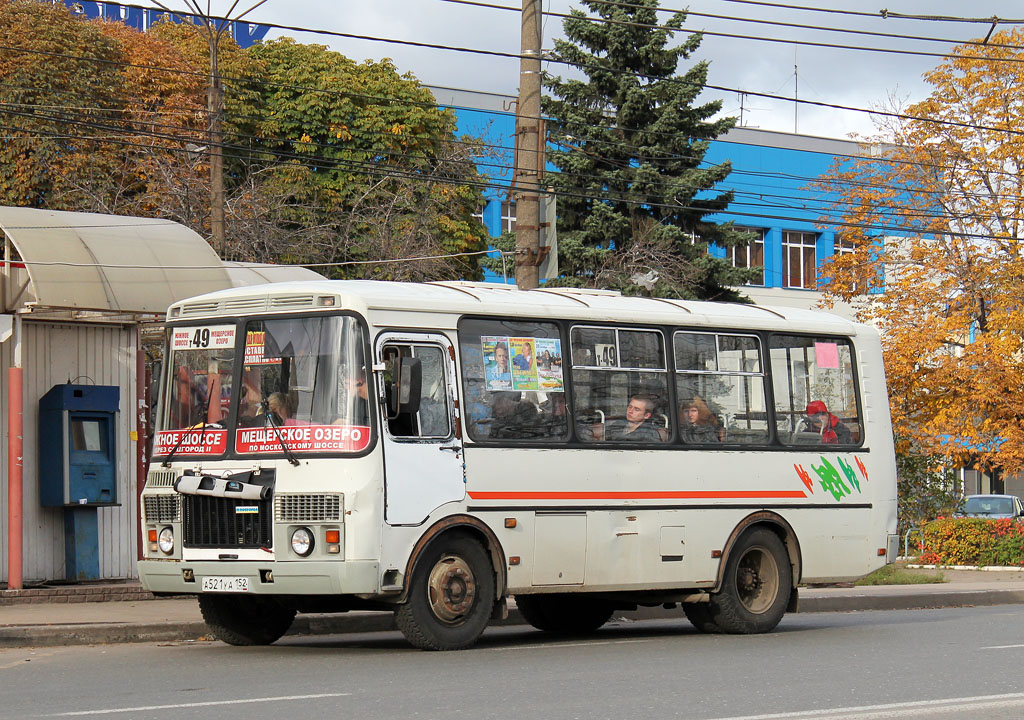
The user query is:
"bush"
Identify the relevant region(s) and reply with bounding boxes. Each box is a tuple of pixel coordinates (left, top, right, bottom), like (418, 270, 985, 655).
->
(920, 517, 1024, 566)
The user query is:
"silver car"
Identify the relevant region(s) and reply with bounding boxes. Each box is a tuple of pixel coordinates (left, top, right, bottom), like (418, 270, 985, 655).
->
(957, 494, 1024, 519)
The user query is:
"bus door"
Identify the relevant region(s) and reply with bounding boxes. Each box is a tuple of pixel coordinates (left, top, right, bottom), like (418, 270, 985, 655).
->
(377, 333, 465, 525)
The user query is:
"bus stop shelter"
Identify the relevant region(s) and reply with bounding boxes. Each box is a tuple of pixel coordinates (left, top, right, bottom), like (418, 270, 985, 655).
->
(0, 207, 321, 588)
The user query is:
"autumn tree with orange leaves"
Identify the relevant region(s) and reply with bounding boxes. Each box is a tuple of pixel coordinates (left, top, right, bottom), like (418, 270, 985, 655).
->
(817, 27, 1024, 477)
(0, 0, 488, 279)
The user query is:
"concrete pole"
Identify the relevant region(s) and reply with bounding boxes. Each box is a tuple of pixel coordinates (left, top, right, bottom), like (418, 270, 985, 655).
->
(207, 43, 225, 259)
(515, 0, 543, 289)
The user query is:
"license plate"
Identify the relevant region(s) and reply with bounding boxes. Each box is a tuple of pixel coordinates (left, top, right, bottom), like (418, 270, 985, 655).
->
(201, 576, 249, 593)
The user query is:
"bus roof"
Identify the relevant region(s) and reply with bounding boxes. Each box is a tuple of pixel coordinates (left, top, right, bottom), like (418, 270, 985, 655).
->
(168, 280, 865, 335)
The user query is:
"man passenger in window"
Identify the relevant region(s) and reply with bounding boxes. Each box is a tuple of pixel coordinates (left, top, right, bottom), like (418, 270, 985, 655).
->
(805, 400, 851, 444)
(602, 394, 663, 442)
(679, 396, 721, 443)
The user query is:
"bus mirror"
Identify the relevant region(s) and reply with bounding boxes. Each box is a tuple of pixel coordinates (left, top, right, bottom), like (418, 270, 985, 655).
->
(388, 357, 422, 418)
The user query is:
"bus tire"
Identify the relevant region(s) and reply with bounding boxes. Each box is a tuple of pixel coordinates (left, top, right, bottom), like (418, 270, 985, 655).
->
(395, 534, 495, 651)
(198, 594, 296, 646)
(707, 528, 792, 634)
(682, 602, 722, 634)
(515, 595, 614, 634)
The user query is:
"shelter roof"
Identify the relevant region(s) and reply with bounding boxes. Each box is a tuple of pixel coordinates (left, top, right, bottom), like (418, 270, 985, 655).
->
(0, 207, 232, 315)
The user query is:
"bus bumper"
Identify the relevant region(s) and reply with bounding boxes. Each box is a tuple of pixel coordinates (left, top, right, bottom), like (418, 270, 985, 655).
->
(138, 559, 381, 596)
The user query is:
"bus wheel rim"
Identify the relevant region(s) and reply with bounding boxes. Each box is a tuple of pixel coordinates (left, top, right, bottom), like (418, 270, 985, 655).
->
(735, 545, 779, 614)
(427, 555, 476, 624)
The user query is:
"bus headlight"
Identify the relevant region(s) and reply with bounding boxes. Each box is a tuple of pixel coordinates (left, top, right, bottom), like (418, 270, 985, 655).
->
(157, 527, 175, 555)
(291, 527, 314, 557)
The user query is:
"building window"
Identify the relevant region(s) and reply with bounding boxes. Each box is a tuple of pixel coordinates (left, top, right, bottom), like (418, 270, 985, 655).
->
(782, 231, 817, 289)
(501, 201, 517, 234)
(834, 235, 859, 293)
(730, 227, 765, 285)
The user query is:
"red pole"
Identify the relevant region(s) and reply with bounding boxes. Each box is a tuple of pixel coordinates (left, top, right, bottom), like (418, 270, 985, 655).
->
(7, 366, 23, 590)
(136, 328, 147, 563)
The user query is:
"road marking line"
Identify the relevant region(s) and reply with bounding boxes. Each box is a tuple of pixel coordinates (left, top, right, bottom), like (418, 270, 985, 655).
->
(492, 638, 650, 651)
(47, 693, 352, 716)
(704, 692, 1024, 720)
(981, 643, 1024, 649)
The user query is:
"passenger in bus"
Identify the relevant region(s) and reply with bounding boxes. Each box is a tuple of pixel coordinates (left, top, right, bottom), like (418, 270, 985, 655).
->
(600, 395, 664, 442)
(805, 400, 851, 444)
(679, 396, 721, 443)
(344, 370, 371, 426)
(267, 392, 294, 424)
(489, 391, 538, 439)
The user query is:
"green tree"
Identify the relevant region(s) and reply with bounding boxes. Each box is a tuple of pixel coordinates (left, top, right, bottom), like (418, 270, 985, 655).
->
(895, 435, 958, 539)
(238, 38, 489, 280)
(542, 0, 755, 299)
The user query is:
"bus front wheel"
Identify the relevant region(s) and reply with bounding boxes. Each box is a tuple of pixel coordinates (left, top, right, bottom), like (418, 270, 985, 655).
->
(395, 534, 495, 650)
(703, 528, 792, 634)
(198, 594, 296, 645)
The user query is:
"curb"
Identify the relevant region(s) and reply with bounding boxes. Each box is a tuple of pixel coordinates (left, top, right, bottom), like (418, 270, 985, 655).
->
(6, 588, 1024, 648)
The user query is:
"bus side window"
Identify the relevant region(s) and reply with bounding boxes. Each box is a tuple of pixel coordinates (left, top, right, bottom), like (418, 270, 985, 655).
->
(769, 335, 861, 447)
(571, 326, 669, 444)
(383, 344, 452, 440)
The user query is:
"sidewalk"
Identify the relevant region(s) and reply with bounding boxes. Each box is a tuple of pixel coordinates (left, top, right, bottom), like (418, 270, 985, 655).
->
(3, 568, 1024, 648)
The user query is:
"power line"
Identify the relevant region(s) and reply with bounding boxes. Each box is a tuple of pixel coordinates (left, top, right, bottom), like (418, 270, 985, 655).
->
(671, 0, 1024, 25)
(4, 86, 1021, 229)
(439, 0, 1024, 53)
(2, 113, 997, 243)
(5, 11, 1024, 149)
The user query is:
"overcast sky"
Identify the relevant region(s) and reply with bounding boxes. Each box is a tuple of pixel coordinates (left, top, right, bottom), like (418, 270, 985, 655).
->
(147, 1, 1024, 139)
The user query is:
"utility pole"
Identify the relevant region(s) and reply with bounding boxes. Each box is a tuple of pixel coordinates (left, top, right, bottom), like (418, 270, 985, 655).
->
(150, 1, 268, 258)
(515, 0, 543, 289)
(207, 44, 225, 257)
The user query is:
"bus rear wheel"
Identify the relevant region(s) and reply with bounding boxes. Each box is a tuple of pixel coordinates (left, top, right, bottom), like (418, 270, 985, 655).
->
(198, 594, 296, 646)
(703, 527, 792, 634)
(515, 594, 615, 634)
(395, 534, 495, 651)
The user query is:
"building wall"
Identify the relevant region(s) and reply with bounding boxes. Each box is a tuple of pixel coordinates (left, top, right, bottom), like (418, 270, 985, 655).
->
(1, 321, 139, 583)
(436, 86, 875, 319)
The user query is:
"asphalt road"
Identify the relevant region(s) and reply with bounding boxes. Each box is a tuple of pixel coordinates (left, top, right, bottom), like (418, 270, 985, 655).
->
(2, 606, 1024, 720)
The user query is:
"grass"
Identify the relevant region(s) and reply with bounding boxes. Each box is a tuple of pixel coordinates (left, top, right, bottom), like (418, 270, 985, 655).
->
(854, 564, 946, 586)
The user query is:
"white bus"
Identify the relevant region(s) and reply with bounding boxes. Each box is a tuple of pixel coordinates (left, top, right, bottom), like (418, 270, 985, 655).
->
(139, 280, 898, 650)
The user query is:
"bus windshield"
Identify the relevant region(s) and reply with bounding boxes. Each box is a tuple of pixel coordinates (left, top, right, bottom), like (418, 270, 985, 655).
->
(153, 315, 370, 458)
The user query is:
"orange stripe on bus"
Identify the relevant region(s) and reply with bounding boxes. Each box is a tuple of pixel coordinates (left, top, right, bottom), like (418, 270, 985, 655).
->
(467, 490, 808, 500)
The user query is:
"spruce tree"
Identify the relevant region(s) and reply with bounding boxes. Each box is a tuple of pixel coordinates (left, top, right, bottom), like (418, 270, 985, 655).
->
(542, 0, 756, 300)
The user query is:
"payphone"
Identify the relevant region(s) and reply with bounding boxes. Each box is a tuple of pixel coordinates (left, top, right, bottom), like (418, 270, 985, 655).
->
(38, 384, 120, 580)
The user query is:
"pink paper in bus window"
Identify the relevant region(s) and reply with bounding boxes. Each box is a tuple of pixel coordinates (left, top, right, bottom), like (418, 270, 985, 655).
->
(814, 342, 839, 369)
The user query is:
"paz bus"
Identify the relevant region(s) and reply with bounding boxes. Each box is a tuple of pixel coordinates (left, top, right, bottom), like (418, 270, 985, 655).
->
(138, 280, 898, 650)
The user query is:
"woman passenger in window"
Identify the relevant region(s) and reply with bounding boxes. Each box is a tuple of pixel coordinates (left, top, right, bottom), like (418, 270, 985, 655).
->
(679, 396, 721, 443)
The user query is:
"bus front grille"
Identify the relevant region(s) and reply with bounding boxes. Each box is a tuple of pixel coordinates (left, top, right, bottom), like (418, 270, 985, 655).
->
(182, 495, 272, 549)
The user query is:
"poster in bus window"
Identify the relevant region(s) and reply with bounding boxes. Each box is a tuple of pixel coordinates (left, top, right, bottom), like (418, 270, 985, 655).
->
(482, 336, 513, 390)
(244, 330, 282, 366)
(535, 337, 564, 391)
(510, 337, 538, 391)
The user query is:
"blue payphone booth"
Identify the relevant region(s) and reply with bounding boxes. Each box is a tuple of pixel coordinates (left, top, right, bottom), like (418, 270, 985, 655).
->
(39, 384, 120, 581)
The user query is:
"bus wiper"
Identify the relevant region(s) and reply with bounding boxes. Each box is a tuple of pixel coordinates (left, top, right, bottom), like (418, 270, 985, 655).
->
(262, 398, 301, 466)
(162, 385, 217, 468)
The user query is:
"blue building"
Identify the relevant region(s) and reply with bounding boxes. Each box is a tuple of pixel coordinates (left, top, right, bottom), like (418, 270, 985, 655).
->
(429, 86, 868, 319)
